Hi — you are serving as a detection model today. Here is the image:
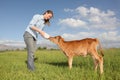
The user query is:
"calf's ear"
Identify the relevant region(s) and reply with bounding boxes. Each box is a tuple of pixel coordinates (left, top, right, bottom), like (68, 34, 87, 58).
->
(58, 36, 62, 42)
(58, 36, 65, 42)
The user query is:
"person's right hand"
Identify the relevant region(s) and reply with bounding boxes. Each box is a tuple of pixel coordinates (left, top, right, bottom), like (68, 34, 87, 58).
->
(43, 32, 50, 39)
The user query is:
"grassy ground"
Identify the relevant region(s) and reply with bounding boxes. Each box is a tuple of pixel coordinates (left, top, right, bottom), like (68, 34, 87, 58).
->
(0, 49, 120, 80)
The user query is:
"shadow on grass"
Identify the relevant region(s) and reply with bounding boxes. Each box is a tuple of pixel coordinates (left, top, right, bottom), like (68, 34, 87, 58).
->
(46, 62, 68, 67)
(46, 61, 94, 70)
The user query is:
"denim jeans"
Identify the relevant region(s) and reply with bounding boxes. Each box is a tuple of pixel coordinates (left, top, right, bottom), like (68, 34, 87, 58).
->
(23, 31, 37, 70)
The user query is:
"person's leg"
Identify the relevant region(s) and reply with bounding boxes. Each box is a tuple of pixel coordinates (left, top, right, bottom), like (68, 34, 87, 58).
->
(24, 32, 36, 70)
(33, 37, 37, 61)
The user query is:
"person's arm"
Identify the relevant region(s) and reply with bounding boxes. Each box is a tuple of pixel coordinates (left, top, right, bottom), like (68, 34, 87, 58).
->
(30, 26, 50, 39)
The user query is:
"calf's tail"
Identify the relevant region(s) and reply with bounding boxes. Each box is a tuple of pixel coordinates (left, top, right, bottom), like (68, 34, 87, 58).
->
(97, 39, 104, 57)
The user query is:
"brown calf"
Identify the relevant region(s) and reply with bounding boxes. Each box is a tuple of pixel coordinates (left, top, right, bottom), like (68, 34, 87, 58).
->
(49, 36, 104, 74)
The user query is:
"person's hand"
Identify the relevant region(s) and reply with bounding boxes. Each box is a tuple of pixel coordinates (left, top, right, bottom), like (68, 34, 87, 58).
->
(43, 32, 50, 39)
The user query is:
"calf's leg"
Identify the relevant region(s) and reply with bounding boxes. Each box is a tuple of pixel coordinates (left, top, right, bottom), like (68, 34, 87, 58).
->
(99, 56, 103, 74)
(92, 56, 99, 72)
(92, 51, 103, 74)
(68, 57, 73, 69)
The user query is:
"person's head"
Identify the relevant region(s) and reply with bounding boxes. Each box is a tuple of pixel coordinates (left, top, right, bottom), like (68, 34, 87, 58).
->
(43, 10, 53, 26)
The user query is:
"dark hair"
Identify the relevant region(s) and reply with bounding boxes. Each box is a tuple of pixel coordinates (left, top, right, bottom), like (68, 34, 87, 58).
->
(43, 10, 53, 26)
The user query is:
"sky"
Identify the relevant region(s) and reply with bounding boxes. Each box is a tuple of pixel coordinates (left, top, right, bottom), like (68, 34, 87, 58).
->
(0, 0, 120, 48)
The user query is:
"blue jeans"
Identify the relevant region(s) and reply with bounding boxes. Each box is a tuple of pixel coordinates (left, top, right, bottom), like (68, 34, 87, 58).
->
(23, 31, 37, 70)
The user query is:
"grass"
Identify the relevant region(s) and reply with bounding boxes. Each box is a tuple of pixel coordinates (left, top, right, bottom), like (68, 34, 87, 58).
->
(0, 49, 120, 80)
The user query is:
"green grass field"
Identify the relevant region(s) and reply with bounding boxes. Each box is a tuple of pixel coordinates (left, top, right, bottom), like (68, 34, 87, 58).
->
(0, 49, 120, 80)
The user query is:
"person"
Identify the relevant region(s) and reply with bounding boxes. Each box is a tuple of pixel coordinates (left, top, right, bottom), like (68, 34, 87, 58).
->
(23, 10, 53, 71)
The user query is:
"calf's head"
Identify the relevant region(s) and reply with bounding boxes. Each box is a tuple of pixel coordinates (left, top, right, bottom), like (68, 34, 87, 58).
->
(49, 36, 64, 45)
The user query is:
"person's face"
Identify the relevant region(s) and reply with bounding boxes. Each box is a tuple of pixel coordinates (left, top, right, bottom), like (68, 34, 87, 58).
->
(44, 13, 53, 20)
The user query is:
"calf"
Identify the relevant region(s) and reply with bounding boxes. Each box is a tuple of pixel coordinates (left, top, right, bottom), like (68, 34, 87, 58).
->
(49, 36, 104, 74)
